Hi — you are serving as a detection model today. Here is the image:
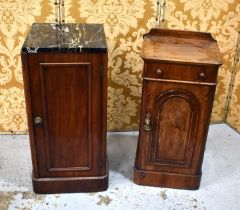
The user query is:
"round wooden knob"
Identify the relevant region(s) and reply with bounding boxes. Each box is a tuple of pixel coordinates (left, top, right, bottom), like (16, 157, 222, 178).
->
(156, 69, 163, 76)
(199, 72, 206, 80)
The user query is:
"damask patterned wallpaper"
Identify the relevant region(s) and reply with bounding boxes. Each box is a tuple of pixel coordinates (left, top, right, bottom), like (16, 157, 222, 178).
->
(226, 37, 240, 132)
(0, 0, 239, 133)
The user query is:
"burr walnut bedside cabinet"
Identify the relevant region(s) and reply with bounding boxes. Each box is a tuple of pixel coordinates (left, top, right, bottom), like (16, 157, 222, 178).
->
(134, 28, 223, 190)
(21, 23, 108, 193)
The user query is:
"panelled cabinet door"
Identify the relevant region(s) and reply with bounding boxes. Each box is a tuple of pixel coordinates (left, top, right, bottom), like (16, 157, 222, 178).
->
(27, 54, 102, 178)
(151, 89, 199, 167)
(139, 80, 215, 174)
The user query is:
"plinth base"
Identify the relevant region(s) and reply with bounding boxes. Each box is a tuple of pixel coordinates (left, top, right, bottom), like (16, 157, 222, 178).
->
(133, 167, 201, 190)
(32, 174, 108, 194)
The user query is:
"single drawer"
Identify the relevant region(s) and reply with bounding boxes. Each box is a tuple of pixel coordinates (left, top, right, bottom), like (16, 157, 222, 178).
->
(143, 62, 218, 84)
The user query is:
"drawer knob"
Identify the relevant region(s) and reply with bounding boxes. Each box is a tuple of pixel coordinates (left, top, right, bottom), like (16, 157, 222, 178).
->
(199, 72, 206, 80)
(34, 117, 43, 127)
(143, 113, 152, 131)
(156, 69, 163, 76)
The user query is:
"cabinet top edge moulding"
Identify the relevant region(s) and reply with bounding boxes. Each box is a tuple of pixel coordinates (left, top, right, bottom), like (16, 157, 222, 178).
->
(21, 23, 107, 54)
(141, 28, 223, 66)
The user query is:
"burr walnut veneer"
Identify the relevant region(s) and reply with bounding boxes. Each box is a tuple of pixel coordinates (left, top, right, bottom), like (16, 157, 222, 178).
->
(21, 23, 108, 193)
(134, 29, 223, 190)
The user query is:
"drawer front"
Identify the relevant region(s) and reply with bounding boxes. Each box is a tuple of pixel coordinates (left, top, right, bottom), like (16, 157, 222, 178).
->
(144, 63, 218, 83)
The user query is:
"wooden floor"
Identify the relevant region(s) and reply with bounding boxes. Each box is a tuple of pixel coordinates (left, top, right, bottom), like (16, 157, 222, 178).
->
(0, 124, 239, 210)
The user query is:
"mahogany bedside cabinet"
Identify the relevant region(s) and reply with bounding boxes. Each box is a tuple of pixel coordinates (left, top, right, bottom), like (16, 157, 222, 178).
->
(21, 23, 108, 193)
(134, 28, 223, 190)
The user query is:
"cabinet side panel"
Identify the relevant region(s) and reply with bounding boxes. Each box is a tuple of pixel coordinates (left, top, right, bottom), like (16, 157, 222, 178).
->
(40, 63, 91, 170)
(21, 53, 39, 177)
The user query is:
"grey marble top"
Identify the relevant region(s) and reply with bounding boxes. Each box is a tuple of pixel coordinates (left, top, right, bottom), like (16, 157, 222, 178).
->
(22, 23, 107, 53)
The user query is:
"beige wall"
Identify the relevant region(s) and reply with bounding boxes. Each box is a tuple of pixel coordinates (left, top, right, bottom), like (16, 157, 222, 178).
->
(0, 0, 239, 133)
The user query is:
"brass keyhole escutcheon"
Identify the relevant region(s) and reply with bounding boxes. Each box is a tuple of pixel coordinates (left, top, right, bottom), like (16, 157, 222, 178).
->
(143, 113, 152, 131)
(34, 117, 43, 127)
